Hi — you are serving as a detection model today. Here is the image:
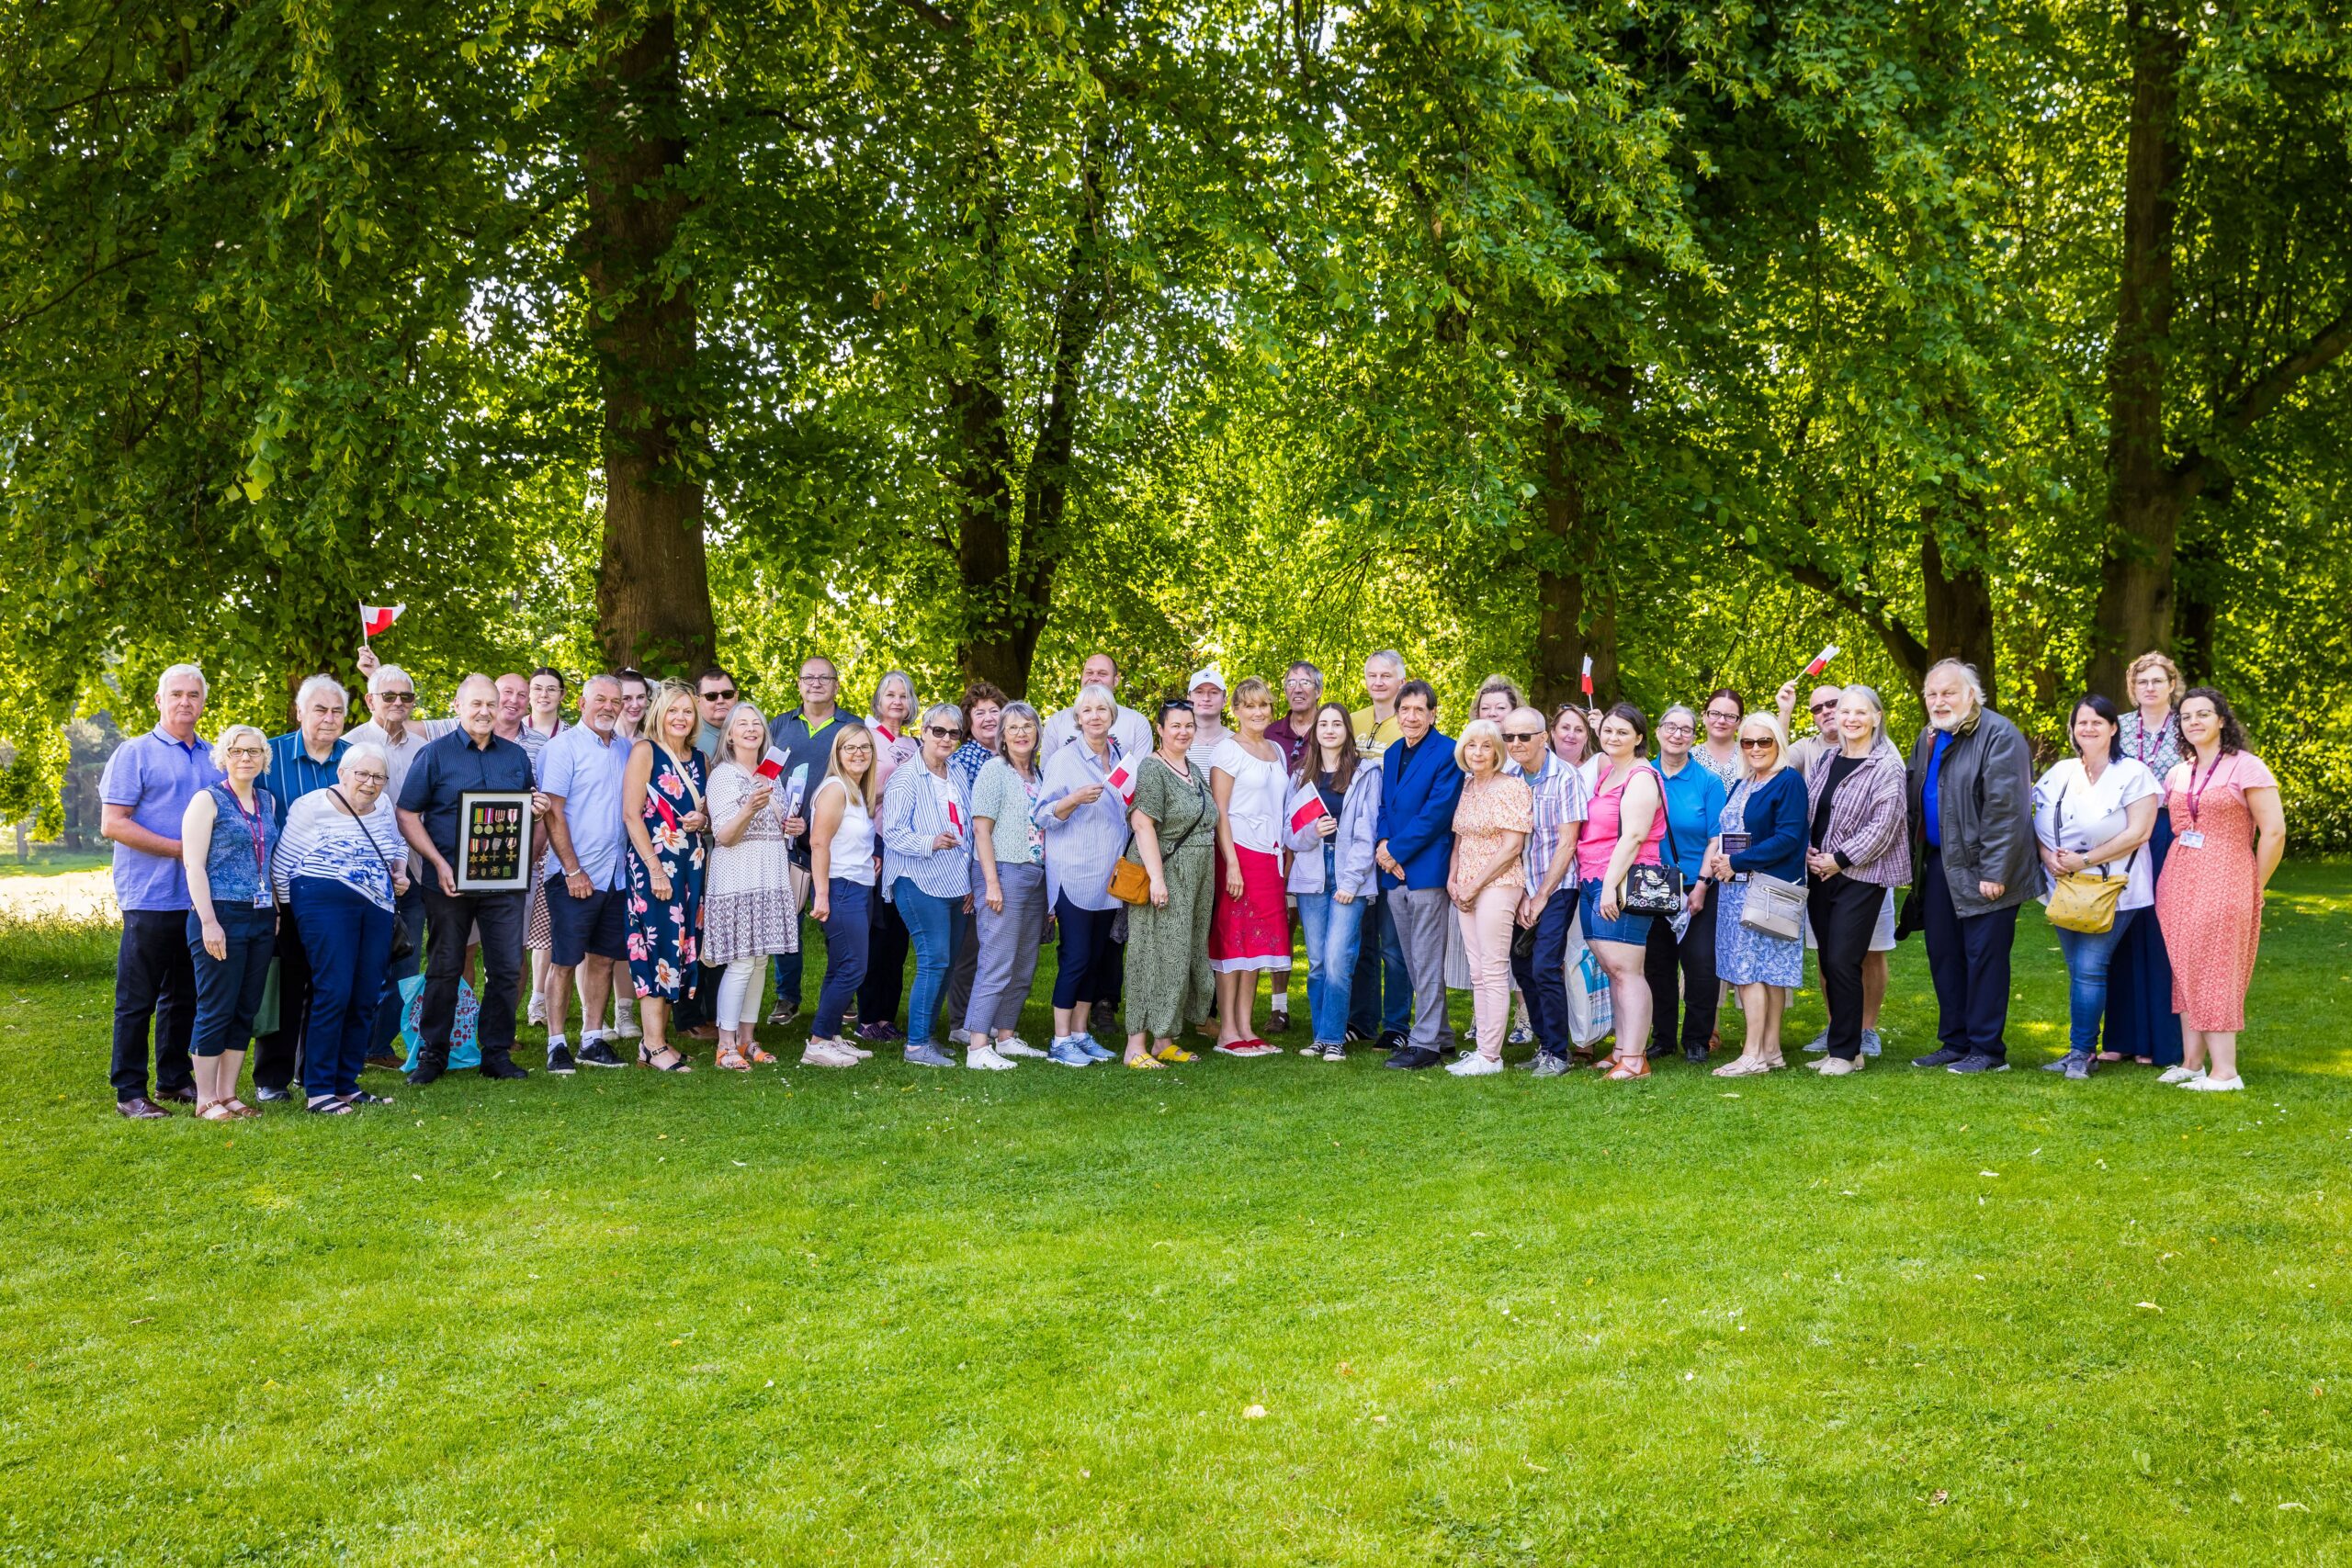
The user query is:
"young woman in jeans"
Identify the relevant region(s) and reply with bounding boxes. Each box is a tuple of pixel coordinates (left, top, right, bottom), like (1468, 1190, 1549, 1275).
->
(1283, 703, 1383, 1062)
(803, 725, 881, 1068)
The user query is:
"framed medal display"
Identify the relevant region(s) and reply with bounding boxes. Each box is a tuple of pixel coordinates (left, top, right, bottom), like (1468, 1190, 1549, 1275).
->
(455, 791, 534, 892)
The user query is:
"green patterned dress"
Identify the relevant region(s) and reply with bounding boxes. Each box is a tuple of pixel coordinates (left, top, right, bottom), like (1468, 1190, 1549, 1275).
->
(1122, 755, 1217, 1040)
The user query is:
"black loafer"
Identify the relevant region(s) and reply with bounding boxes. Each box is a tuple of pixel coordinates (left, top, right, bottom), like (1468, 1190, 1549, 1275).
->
(479, 1056, 529, 1081)
(406, 1059, 447, 1086)
(1384, 1046, 1442, 1070)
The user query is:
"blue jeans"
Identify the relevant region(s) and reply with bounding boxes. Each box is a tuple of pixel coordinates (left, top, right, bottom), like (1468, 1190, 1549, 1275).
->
(892, 879, 966, 1047)
(1508, 885, 1577, 1059)
(291, 877, 394, 1100)
(814, 879, 872, 1039)
(2055, 906, 2140, 1056)
(186, 902, 277, 1058)
(1296, 886, 1367, 1047)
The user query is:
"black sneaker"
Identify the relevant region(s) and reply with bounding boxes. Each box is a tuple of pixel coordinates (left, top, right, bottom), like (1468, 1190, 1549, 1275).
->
(1948, 1053, 2009, 1074)
(406, 1058, 447, 1086)
(1344, 1028, 1369, 1044)
(577, 1038, 626, 1069)
(1375, 1028, 1408, 1055)
(254, 1086, 293, 1103)
(547, 1042, 577, 1075)
(479, 1056, 530, 1081)
(1321, 1043, 1348, 1063)
(1384, 1045, 1442, 1071)
(1911, 1045, 1968, 1069)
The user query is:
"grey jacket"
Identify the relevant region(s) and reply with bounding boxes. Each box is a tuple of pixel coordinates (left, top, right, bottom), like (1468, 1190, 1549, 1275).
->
(1804, 738, 1913, 887)
(1907, 705, 2040, 916)
(1283, 762, 1383, 899)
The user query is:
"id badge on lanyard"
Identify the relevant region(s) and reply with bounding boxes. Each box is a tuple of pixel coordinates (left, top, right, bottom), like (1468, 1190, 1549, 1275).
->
(2180, 756, 2219, 850)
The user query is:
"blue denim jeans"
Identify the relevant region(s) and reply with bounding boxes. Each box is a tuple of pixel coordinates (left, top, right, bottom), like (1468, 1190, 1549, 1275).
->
(1349, 896, 1412, 1038)
(892, 879, 966, 1047)
(814, 879, 872, 1039)
(2055, 906, 2140, 1056)
(1296, 877, 1367, 1047)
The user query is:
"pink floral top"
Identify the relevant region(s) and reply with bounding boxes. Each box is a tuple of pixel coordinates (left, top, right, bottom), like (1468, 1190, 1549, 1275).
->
(1451, 772, 1532, 896)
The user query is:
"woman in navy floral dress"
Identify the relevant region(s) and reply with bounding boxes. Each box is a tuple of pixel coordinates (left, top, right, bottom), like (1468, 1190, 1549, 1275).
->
(622, 681, 709, 1071)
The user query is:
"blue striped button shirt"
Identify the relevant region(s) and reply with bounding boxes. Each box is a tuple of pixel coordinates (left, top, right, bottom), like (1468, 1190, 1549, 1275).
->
(1510, 750, 1590, 895)
(263, 731, 350, 829)
(878, 758, 975, 902)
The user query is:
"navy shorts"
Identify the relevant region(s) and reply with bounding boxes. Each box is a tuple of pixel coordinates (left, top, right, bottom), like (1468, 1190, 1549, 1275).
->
(544, 876, 629, 966)
(1578, 876, 1657, 946)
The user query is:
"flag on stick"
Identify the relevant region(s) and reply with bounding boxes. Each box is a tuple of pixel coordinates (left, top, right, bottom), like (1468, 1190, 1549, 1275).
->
(1105, 756, 1137, 805)
(755, 745, 791, 781)
(1580, 656, 1595, 698)
(359, 602, 404, 640)
(1287, 782, 1331, 835)
(1803, 644, 1840, 678)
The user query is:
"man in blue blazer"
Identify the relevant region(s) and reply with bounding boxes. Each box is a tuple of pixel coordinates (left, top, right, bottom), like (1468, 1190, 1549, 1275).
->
(1374, 681, 1462, 1069)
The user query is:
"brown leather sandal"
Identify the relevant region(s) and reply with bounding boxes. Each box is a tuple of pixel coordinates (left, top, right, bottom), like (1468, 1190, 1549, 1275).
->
(1604, 1055, 1651, 1080)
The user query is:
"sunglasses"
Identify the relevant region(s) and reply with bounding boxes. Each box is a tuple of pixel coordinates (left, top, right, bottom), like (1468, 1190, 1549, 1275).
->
(1809, 701, 1838, 714)
(926, 726, 965, 739)
(701, 688, 737, 702)
(1501, 730, 1539, 742)
(380, 692, 417, 704)
(1739, 737, 1778, 750)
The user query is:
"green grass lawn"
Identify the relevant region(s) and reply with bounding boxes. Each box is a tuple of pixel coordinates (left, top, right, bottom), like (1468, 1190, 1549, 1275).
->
(0, 841, 110, 877)
(5, 867, 2349, 1564)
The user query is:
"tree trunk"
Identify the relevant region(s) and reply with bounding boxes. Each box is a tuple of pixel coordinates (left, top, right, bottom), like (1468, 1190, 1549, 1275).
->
(1921, 508, 1996, 705)
(2086, 4, 2187, 699)
(580, 0, 714, 676)
(1530, 372, 1625, 712)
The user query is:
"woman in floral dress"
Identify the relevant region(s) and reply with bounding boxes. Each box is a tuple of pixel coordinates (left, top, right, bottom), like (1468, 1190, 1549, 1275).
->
(622, 680, 709, 1072)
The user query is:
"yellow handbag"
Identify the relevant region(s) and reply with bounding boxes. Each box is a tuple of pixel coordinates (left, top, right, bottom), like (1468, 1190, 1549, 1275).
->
(2044, 778, 2134, 934)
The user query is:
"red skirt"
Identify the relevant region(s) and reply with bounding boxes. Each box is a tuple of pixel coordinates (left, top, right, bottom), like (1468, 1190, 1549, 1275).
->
(1209, 846, 1294, 972)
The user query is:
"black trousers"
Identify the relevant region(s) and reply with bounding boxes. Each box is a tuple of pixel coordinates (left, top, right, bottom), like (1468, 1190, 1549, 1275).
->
(1921, 847, 2020, 1061)
(250, 914, 312, 1092)
(1644, 879, 1720, 1055)
(421, 883, 525, 1064)
(1811, 874, 1886, 1061)
(857, 893, 910, 1026)
(112, 908, 197, 1102)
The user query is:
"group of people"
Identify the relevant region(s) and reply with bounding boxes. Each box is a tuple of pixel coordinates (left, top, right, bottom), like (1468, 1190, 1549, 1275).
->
(98, 637, 2286, 1120)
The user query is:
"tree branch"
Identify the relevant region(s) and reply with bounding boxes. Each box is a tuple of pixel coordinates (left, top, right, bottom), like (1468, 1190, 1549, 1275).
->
(2172, 299, 2352, 494)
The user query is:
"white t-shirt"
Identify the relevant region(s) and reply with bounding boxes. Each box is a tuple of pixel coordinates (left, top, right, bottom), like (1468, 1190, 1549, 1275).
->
(2031, 757, 2160, 910)
(1208, 737, 1287, 855)
(812, 775, 876, 886)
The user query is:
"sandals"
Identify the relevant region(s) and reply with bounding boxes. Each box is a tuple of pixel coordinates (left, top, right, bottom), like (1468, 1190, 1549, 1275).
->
(221, 1098, 261, 1119)
(1125, 1054, 1166, 1070)
(639, 1043, 693, 1073)
(1603, 1055, 1651, 1081)
(196, 1099, 238, 1122)
(1152, 1042, 1198, 1064)
(742, 1041, 776, 1066)
(715, 1043, 752, 1072)
(1712, 1057, 1770, 1077)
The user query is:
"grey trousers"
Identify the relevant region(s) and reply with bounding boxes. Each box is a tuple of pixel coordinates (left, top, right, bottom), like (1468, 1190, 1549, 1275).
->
(1389, 886, 1457, 1053)
(963, 861, 1048, 1036)
(943, 869, 984, 1029)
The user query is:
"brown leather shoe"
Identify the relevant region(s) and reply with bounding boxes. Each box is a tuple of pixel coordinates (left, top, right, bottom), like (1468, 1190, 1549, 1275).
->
(154, 1083, 199, 1105)
(364, 1052, 403, 1070)
(117, 1097, 171, 1120)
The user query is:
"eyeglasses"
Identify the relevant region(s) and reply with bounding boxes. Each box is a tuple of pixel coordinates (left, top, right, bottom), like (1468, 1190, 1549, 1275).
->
(224, 745, 266, 757)
(1705, 710, 1741, 723)
(1739, 738, 1778, 750)
(926, 726, 964, 739)
(701, 688, 737, 703)
(1657, 723, 1694, 737)
(348, 771, 390, 783)
(798, 674, 838, 684)
(1501, 730, 1538, 742)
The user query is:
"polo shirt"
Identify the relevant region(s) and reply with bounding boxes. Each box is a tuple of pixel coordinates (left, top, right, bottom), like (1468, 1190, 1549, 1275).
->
(1656, 756, 1729, 883)
(262, 730, 348, 829)
(99, 727, 225, 910)
(768, 706, 844, 866)
(535, 723, 632, 889)
(398, 728, 536, 861)
(1264, 715, 1315, 772)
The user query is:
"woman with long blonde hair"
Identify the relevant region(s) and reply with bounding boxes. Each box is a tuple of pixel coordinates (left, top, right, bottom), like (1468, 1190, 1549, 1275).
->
(622, 680, 709, 1072)
(801, 722, 882, 1067)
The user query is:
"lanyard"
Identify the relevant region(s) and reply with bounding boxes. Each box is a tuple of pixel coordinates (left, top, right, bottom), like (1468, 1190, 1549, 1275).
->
(233, 789, 269, 886)
(2185, 752, 2226, 829)
(2135, 715, 2170, 771)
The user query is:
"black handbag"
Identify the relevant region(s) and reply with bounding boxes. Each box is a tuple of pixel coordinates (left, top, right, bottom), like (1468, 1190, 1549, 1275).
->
(1620, 765, 1687, 918)
(334, 787, 416, 961)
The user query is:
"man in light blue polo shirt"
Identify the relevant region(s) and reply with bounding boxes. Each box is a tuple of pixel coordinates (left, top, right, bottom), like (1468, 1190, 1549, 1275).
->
(98, 663, 223, 1117)
(535, 675, 632, 1072)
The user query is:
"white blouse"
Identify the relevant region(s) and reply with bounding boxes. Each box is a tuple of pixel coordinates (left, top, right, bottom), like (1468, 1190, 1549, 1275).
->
(1207, 737, 1288, 855)
(2031, 757, 2160, 910)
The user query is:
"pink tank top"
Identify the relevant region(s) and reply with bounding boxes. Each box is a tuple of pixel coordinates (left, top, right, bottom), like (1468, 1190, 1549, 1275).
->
(1576, 764, 1667, 881)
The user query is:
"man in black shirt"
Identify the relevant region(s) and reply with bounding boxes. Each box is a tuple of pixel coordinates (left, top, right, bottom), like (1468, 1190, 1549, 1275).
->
(397, 674, 537, 1083)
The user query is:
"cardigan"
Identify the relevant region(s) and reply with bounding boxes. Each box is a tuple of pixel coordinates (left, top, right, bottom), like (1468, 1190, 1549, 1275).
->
(1723, 767, 1809, 885)
(1804, 739, 1913, 887)
(1283, 762, 1384, 899)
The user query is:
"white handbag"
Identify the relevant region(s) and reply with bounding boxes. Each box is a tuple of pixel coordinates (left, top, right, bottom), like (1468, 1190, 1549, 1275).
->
(1739, 872, 1809, 941)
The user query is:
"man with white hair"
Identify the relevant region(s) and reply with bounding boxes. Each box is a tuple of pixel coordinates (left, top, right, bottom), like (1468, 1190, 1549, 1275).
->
(348, 650, 456, 1059)
(1351, 650, 1407, 760)
(98, 663, 222, 1117)
(249, 672, 354, 1102)
(535, 674, 633, 1072)
(1906, 659, 2040, 1074)
(1039, 651, 1151, 759)
(397, 673, 537, 1083)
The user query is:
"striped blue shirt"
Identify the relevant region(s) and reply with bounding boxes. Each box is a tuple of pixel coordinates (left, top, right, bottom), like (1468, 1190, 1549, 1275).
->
(878, 758, 975, 902)
(263, 731, 349, 829)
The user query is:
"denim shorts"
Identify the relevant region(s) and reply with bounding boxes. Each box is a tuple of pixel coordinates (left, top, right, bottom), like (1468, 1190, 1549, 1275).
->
(1578, 876, 1656, 945)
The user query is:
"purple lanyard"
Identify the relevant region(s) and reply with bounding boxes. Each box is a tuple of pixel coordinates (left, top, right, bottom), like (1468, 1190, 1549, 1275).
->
(2185, 754, 2225, 830)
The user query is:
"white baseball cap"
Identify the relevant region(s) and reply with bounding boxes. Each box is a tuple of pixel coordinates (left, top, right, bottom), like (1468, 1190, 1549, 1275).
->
(1188, 664, 1227, 693)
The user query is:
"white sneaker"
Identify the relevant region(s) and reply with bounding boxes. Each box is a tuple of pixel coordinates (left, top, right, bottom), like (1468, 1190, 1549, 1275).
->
(798, 1041, 858, 1068)
(995, 1036, 1047, 1058)
(2182, 1074, 2243, 1092)
(1818, 1056, 1862, 1077)
(966, 1045, 1016, 1070)
(526, 992, 546, 1026)
(1445, 1054, 1504, 1077)
(614, 998, 641, 1039)
(2155, 1064, 2204, 1084)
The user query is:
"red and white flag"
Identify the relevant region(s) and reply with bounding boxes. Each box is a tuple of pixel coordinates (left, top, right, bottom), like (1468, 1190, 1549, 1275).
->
(1104, 756, 1136, 805)
(1287, 782, 1330, 835)
(755, 745, 791, 781)
(359, 603, 404, 637)
(1803, 643, 1840, 677)
(1580, 656, 1594, 697)
(946, 796, 965, 835)
(651, 791, 679, 831)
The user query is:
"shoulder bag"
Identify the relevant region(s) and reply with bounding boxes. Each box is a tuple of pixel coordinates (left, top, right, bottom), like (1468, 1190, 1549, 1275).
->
(1620, 765, 1688, 918)
(1108, 761, 1210, 905)
(1731, 777, 1810, 940)
(2043, 777, 2133, 934)
(332, 788, 416, 960)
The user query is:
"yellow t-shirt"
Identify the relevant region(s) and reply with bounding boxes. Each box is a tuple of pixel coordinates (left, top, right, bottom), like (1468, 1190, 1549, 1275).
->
(1351, 705, 1403, 760)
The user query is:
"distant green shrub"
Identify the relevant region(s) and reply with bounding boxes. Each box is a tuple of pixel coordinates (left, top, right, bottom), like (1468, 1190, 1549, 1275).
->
(0, 912, 122, 984)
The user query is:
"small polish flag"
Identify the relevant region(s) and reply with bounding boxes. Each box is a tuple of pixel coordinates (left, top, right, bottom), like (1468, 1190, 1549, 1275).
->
(1104, 757, 1136, 805)
(1287, 782, 1330, 835)
(946, 797, 965, 835)
(755, 745, 791, 781)
(651, 792, 679, 831)
(1580, 656, 1594, 697)
(1804, 644, 1840, 677)
(359, 603, 404, 637)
